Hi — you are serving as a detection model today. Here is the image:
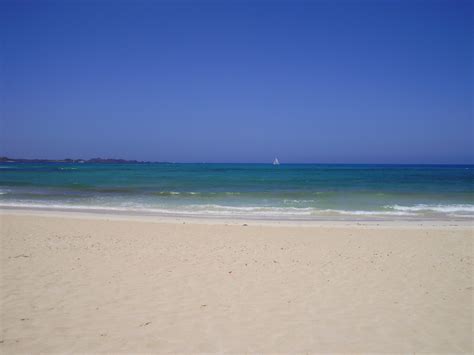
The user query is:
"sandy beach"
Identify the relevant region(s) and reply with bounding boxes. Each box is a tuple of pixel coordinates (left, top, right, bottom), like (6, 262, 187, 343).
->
(0, 210, 472, 353)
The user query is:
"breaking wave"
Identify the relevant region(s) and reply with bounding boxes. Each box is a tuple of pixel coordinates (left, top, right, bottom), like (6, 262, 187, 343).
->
(1, 201, 472, 219)
(387, 204, 474, 213)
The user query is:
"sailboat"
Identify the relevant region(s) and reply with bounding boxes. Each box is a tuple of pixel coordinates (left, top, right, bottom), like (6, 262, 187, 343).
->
(273, 157, 280, 165)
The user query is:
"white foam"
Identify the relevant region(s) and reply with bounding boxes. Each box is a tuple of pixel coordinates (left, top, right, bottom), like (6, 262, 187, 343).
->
(181, 204, 315, 216)
(0, 201, 315, 217)
(319, 209, 414, 216)
(1, 201, 472, 219)
(388, 204, 474, 213)
(283, 199, 315, 204)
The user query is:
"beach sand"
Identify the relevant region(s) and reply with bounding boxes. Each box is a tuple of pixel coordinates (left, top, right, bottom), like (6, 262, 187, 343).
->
(0, 210, 472, 353)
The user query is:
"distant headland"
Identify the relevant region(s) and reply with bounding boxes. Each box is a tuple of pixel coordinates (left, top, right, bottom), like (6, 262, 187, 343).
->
(0, 157, 162, 164)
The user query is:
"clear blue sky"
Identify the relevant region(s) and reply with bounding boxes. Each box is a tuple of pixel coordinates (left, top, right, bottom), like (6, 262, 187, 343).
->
(1, 0, 472, 163)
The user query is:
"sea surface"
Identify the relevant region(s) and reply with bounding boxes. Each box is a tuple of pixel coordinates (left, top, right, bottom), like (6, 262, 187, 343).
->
(0, 163, 473, 220)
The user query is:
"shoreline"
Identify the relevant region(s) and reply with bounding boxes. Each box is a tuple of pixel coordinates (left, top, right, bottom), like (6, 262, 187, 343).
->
(1, 206, 473, 228)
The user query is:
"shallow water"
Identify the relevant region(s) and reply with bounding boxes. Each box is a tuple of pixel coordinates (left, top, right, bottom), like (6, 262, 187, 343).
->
(0, 163, 473, 219)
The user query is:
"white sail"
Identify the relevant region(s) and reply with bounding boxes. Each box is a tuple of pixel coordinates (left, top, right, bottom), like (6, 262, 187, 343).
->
(273, 157, 280, 165)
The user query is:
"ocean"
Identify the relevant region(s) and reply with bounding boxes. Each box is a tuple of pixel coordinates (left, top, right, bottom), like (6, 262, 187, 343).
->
(0, 163, 473, 220)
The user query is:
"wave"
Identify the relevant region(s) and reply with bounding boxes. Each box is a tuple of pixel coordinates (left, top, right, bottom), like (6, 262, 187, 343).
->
(0, 201, 328, 217)
(387, 204, 474, 213)
(152, 191, 187, 196)
(150, 191, 218, 197)
(0, 201, 296, 217)
(1, 201, 470, 219)
(320, 209, 413, 216)
(283, 199, 316, 204)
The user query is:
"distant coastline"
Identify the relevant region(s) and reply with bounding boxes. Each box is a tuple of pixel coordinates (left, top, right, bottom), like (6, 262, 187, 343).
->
(0, 157, 163, 164)
(1, 157, 472, 165)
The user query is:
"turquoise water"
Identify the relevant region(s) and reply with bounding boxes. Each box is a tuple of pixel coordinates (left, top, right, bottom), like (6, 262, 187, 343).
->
(0, 163, 473, 219)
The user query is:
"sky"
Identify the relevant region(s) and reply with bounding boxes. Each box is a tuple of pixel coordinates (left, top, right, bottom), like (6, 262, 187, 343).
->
(1, 0, 472, 163)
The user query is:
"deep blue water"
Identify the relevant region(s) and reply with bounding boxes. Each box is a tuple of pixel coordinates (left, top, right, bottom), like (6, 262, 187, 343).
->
(0, 163, 473, 219)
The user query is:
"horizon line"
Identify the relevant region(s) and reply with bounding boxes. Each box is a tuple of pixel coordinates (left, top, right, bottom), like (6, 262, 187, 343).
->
(0, 156, 473, 166)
